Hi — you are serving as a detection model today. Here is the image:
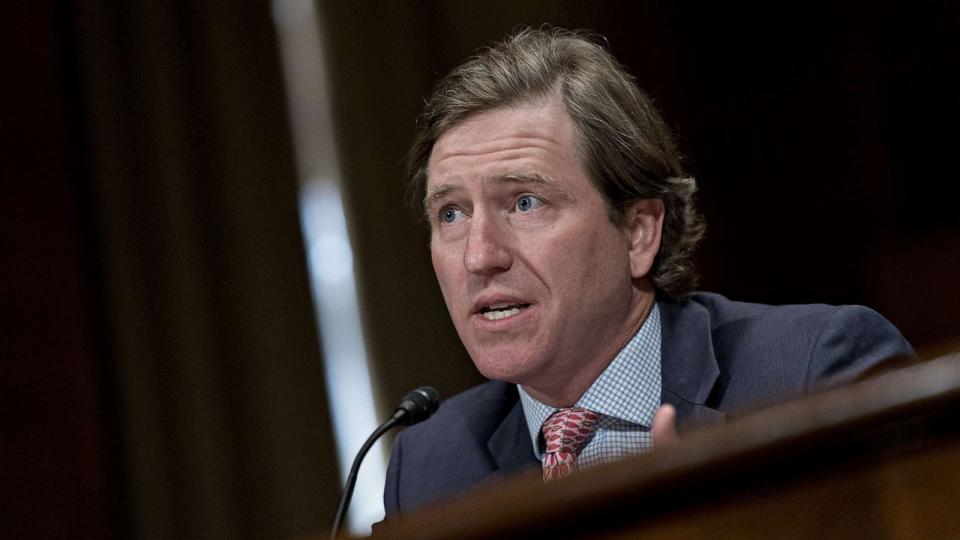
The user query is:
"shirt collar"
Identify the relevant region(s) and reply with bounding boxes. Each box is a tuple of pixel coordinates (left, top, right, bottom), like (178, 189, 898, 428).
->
(517, 303, 662, 452)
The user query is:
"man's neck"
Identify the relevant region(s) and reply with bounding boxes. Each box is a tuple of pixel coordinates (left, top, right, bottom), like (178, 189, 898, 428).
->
(521, 287, 656, 407)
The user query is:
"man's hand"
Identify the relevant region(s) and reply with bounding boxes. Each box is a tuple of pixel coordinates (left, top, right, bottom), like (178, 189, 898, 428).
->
(652, 404, 678, 447)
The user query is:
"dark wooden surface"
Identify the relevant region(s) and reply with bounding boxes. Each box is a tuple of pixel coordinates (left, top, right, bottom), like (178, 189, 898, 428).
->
(366, 352, 960, 540)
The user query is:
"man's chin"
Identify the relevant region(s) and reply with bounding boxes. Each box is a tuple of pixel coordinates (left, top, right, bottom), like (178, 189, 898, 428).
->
(471, 353, 545, 386)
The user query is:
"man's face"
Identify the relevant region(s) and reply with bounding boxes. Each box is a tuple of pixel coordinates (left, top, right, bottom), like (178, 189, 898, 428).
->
(425, 99, 651, 402)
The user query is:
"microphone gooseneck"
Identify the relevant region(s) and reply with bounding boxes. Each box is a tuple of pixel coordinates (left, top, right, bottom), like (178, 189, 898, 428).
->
(331, 386, 440, 540)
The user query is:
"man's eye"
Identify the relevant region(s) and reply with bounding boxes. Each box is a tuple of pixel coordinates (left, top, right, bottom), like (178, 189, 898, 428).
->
(440, 207, 464, 224)
(515, 194, 544, 213)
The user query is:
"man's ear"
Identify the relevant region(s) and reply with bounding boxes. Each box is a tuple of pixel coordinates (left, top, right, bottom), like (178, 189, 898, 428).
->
(624, 199, 665, 279)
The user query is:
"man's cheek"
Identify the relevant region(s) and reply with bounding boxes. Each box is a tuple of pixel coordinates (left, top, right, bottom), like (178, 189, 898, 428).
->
(432, 256, 458, 292)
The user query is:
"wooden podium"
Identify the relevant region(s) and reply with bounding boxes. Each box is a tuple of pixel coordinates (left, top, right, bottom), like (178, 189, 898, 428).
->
(368, 352, 960, 539)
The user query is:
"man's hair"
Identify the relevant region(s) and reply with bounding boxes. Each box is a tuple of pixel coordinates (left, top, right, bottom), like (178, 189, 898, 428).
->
(406, 26, 705, 297)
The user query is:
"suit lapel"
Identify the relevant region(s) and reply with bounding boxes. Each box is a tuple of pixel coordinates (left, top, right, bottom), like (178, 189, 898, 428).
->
(485, 395, 539, 477)
(658, 296, 726, 430)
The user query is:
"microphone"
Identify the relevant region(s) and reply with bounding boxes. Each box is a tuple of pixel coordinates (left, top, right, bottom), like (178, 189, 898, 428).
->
(392, 386, 441, 425)
(331, 386, 440, 539)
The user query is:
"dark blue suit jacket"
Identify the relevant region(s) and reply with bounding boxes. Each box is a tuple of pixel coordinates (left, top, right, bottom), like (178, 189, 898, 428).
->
(382, 292, 914, 517)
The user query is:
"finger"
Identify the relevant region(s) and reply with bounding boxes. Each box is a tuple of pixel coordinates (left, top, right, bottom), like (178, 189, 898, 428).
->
(652, 404, 678, 447)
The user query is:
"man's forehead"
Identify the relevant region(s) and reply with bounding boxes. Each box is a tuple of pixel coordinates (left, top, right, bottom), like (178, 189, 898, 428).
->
(426, 103, 575, 184)
(429, 100, 572, 161)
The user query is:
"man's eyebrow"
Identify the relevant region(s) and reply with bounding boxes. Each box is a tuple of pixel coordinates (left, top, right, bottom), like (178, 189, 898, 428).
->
(423, 184, 457, 216)
(422, 172, 574, 214)
(497, 172, 574, 201)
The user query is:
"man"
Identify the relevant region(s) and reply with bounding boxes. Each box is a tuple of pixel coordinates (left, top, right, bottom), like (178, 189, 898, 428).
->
(383, 27, 913, 516)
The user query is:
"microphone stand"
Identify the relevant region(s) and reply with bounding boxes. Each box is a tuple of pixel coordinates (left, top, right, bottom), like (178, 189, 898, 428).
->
(330, 411, 403, 540)
(331, 387, 439, 539)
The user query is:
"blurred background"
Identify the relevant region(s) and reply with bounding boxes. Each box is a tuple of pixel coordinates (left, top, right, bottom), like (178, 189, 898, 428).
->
(2, 1, 958, 538)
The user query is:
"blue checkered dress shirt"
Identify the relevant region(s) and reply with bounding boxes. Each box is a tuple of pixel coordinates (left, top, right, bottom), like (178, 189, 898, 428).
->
(518, 303, 662, 469)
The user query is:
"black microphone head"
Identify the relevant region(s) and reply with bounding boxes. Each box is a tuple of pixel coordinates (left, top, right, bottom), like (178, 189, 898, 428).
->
(394, 386, 440, 426)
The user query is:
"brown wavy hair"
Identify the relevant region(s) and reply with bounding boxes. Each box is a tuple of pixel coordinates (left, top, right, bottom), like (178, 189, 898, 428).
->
(406, 26, 705, 297)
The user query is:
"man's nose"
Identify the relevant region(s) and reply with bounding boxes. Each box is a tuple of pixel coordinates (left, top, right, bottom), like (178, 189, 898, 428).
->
(463, 213, 512, 275)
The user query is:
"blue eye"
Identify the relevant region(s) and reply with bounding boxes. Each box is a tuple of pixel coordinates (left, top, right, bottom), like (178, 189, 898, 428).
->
(516, 194, 544, 213)
(440, 207, 463, 224)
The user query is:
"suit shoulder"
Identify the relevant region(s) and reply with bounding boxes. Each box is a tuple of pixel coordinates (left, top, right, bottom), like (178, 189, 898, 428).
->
(678, 291, 914, 395)
(384, 380, 524, 516)
(803, 304, 915, 386)
(442, 379, 518, 407)
(397, 380, 518, 444)
(685, 292, 910, 344)
(684, 291, 838, 327)
(433, 379, 518, 420)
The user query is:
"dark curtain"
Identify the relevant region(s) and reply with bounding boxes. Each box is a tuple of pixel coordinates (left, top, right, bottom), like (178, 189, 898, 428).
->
(2, 2, 339, 538)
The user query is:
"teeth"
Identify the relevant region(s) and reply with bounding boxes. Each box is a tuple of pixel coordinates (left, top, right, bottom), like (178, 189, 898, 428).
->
(482, 307, 521, 321)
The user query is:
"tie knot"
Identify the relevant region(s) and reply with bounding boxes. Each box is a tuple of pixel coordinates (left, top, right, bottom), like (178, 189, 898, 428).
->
(541, 407, 599, 481)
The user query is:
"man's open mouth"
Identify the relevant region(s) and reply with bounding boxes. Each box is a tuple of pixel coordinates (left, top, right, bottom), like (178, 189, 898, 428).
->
(479, 303, 531, 321)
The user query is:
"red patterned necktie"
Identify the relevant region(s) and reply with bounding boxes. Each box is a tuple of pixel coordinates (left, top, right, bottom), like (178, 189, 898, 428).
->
(541, 407, 599, 481)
